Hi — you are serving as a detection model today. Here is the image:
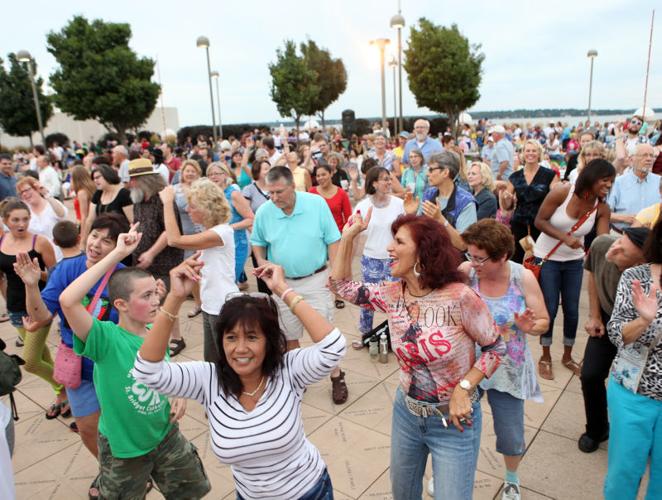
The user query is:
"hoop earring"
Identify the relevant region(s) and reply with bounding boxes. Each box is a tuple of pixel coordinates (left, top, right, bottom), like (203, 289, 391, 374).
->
(413, 261, 422, 278)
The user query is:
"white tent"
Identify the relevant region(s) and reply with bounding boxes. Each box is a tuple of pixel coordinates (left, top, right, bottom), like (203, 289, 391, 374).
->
(458, 112, 473, 125)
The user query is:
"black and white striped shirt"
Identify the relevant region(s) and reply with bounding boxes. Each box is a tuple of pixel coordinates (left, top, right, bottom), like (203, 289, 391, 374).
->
(133, 328, 346, 499)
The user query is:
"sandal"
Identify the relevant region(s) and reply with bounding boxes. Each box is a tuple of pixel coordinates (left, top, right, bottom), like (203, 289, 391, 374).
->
(187, 306, 202, 318)
(538, 359, 554, 380)
(0, 313, 9, 323)
(15, 337, 24, 347)
(45, 402, 62, 420)
(330, 370, 348, 405)
(60, 400, 72, 419)
(169, 338, 186, 357)
(335, 299, 345, 309)
(562, 358, 582, 376)
(88, 474, 100, 500)
(351, 340, 364, 350)
(69, 421, 79, 433)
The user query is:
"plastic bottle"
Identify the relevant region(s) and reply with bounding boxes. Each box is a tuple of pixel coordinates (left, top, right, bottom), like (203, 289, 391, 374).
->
(369, 336, 379, 359)
(379, 333, 388, 364)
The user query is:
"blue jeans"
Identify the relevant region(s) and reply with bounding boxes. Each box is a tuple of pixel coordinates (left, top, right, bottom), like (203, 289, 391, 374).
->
(604, 377, 662, 500)
(486, 389, 525, 456)
(390, 388, 482, 500)
(236, 468, 333, 500)
(538, 258, 584, 347)
(359, 255, 395, 334)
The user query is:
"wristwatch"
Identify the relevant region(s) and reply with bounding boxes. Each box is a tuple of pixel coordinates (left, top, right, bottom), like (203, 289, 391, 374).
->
(459, 379, 472, 391)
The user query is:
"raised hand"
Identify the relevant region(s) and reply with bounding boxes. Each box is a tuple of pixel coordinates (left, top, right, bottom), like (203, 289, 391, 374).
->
(116, 222, 143, 257)
(253, 263, 287, 295)
(499, 189, 514, 211)
(632, 279, 661, 324)
(159, 185, 175, 204)
(514, 308, 537, 333)
(348, 164, 359, 182)
(342, 207, 372, 238)
(169, 252, 204, 299)
(13, 252, 42, 286)
(403, 191, 419, 215)
(421, 200, 441, 220)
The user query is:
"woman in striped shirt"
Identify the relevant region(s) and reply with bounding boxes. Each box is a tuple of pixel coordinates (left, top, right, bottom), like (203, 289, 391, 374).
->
(133, 258, 346, 499)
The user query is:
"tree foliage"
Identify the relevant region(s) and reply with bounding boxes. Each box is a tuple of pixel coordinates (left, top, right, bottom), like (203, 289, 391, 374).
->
(300, 40, 347, 127)
(46, 15, 160, 144)
(404, 18, 484, 133)
(269, 41, 320, 137)
(0, 53, 53, 140)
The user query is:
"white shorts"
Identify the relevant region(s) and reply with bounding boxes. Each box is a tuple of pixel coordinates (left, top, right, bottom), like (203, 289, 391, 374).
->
(273, 269, 333, 341)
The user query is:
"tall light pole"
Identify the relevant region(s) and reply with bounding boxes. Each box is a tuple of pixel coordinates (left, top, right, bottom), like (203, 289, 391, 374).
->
(586, 49, 598, 123)
(196, 36, 217, 146)
(210, 71, 223, 139)
(390, 3, 405, 134)
(389, 57, 397, 132)
(370, 38, 390, 133)
(16, 50, 45, 147)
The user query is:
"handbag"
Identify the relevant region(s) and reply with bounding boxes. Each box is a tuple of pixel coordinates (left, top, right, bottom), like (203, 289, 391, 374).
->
(611, 328, 662, 393)
(53, 268, 114, 389)
(523, 205, 598, 280)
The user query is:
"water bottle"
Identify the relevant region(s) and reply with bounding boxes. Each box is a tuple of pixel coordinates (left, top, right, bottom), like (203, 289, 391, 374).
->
(379, 333, 388, 364)
(369, 336, 379, 359)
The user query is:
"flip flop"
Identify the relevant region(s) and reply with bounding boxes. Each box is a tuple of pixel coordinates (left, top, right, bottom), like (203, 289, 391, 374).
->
(351, 340, 364, 350)
(330, 370, 348, 405)
(45, 402, 62, 420)
(538, 359, 554, 380)
(60, 400, 72, 418)
(562, 358, 582, 376)
(169, 338, 186, 357)
(187, 306, 202, 318)
(0, 313, 9, 323)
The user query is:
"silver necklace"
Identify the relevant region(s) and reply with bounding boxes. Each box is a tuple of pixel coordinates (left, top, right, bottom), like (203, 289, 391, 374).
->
(242, 377, 265, 397)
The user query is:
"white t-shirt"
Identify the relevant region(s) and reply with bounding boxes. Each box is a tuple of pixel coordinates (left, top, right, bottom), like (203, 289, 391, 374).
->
(354, 196, 405, 259)
(39, 166, 61, 197)
(29, 201, 67, 261)
(154, 163, 169, 183)
(118, 159, 130, 184)
(200, 223, 238, 315)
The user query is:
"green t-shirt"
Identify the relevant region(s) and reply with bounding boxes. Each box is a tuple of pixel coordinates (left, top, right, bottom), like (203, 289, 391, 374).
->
(73, 319, 172, 458)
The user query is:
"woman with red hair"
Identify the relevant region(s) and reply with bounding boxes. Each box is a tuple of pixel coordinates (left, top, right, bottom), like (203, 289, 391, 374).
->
(330, 213, 505, 500)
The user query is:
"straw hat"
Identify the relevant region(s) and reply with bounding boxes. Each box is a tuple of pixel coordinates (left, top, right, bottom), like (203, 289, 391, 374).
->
(128, 158, 156, 178)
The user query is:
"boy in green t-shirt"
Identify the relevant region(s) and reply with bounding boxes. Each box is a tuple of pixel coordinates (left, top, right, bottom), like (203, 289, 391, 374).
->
(59, 223, 210, 499)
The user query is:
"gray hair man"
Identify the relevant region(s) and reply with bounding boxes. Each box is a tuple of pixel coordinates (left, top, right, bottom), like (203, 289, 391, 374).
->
(401, 119, 443, 167)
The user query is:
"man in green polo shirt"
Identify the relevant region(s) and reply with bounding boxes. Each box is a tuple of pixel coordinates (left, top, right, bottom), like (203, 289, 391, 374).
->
(251, 166, 348, 404)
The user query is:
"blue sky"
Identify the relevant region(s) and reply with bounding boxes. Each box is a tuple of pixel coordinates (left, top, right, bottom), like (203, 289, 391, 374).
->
(2, 0, 660, 127)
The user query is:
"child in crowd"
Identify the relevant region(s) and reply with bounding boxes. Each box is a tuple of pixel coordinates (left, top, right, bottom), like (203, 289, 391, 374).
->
(58, 223, 210, 499)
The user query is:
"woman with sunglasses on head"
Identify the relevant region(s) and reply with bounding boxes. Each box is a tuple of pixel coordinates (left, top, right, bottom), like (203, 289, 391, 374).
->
(567, 140, 606, 185)
(159, 179, 238, 364)
(460, 219, 549, 500)
(330, 212, 505, 500)
(134, 256, 346, 500)
(498, 140, 558, 263)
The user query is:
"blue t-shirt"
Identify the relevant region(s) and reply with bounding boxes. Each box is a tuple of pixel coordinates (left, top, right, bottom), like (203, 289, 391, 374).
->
(41, 254, 123, 381)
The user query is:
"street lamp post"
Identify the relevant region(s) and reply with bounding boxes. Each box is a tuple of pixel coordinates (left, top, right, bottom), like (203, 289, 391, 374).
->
(370, 38, 390, 134)
(389, 57, 397, 132)
(196, 36, 218, 146)
(586, 49, 598, 122)
(210, 71, 223, 139)
(16, 50, 45, 147)
(390, 5, 405, 134)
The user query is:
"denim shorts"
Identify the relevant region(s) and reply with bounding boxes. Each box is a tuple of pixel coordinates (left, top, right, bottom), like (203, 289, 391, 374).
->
(66, 379, 100, 418)
(8, 310, 26, 329)
(486, 388, 525, 456)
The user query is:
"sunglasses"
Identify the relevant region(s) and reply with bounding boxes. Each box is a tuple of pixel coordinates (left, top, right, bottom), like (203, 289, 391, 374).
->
(630, 119, 643, 126)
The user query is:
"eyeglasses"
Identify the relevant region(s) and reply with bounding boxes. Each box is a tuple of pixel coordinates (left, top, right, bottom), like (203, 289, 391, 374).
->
(464, 252, 490, 266)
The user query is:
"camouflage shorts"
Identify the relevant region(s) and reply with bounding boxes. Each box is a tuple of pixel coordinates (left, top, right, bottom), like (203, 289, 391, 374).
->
(97, 424, 211, 499)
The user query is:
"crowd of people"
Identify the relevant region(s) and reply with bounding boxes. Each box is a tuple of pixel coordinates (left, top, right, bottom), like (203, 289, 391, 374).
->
(0, 112, 660, 500)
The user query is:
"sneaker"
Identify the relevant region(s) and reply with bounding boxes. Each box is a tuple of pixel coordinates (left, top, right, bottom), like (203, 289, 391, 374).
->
(502, 482, 521, 500)
(427, 477, 434, 497)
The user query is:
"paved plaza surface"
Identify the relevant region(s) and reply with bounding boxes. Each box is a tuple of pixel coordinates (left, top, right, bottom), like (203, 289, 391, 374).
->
(2, 259, 648, 500)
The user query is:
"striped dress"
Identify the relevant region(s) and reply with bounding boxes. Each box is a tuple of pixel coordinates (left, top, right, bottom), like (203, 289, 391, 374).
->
(132, 329, 346, 499)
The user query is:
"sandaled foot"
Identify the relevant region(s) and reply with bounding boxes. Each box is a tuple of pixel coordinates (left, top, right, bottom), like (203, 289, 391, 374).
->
(60, 400, 72, 418)
(330, 370, 348, 405)
(562, 358, 582, 376)
(45, 402, 62, 419)
(169, 338, 186, 357)
(0, 313, 9, 323)
(15, 337, 24, 347)
(351, 340, 364, 350)
(335, 299, 345, 309)
(69, 421, 79, 433)
(538, 359, 554, 380)
(237, 281, 249, 291)
(88, 474, 100, 500)
(187, 306, 202, 318)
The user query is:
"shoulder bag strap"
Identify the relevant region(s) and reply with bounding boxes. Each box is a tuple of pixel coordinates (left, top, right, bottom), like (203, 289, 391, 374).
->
(542, 204, 599, 262)
(86, 267, 114, 313)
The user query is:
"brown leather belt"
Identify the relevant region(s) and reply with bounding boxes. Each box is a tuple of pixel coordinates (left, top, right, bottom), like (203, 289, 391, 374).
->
(287, 265, 327, 281)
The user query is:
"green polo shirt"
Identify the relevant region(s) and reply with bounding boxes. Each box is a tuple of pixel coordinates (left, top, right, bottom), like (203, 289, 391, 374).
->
(251, 192, 341, 278)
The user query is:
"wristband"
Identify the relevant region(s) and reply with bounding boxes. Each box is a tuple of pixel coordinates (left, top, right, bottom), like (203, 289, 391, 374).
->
(289, 295, 304, 313)
(280, 287, 294, 302)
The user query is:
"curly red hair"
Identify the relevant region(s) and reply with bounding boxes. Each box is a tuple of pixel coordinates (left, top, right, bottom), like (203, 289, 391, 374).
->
(391, 214, 465, 290)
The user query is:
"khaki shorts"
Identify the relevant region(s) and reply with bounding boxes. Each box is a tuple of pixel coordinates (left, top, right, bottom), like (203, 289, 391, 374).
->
(273, 269, 333, 340)
(97, 424, 210, 499)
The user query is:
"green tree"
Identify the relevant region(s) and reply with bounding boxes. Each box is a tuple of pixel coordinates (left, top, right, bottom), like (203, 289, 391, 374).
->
(0, 54, 53, 145)
(404, 18, 484, 134)
(300, 40, 347, 128)
(47, 16, 160, 145)
(269, 40, 320, 139)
